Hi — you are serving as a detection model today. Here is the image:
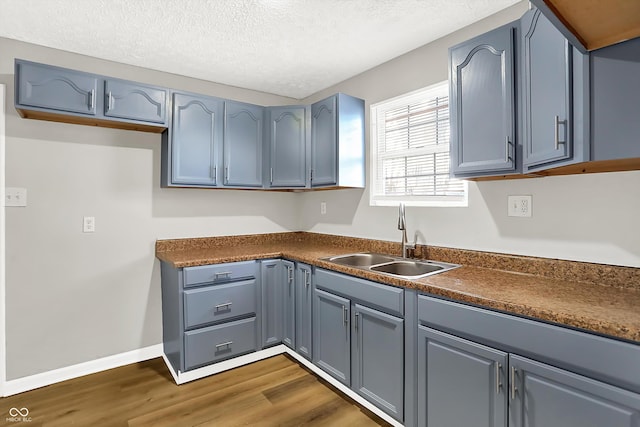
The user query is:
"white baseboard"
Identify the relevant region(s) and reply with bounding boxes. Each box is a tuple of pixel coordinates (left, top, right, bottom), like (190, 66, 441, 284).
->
(3, 344, 163, 397)
(160, 345, 403, 427)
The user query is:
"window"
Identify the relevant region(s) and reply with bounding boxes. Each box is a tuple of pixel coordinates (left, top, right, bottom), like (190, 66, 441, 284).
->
(370, 82, 467, 207)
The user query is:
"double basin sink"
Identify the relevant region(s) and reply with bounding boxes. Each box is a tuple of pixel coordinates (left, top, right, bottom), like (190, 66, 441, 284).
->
(322, 252, 460, 279)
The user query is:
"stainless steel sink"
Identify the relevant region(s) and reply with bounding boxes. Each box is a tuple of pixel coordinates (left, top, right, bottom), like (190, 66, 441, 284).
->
(370, 260, 445, 277)
(322, 252, 459, 279)
(328, 253, 395, 267)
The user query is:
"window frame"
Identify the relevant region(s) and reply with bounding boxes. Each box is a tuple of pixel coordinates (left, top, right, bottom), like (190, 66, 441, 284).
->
(369, 81, 468, 207)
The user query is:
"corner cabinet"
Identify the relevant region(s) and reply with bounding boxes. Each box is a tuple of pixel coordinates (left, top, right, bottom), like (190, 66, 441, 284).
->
(521, 8, 589, 172)
(223, 101, 264, 187)
(15, 59, 168, 132)
(310, 94, 365, 188)
(260, 259, 284, 347)
(266, 106, 308, 188)
(295, 263, 313, 359)
(164, 92, 223, 187)
(449, 24, 518, 177)
(313, 268, 404, 422)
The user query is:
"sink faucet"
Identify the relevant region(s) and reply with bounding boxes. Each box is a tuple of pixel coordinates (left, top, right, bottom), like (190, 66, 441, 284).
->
(398, 202, 416, 258)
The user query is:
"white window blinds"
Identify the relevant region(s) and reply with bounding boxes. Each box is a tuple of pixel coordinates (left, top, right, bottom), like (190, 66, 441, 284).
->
(370, 82, 467, 207)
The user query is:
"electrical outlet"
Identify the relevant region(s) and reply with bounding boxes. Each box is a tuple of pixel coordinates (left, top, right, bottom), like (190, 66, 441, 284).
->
(320, 202, 327, 215)
(5, 187, 27, 207)
(508, 195, 532, 217)
(83, 216, 96, 233)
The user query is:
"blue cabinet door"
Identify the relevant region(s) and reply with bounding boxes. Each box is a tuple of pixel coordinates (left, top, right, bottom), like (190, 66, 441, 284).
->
(171, 92, 223, 186)
(104, 79, 167, 124)
(282, 260, 295, 349)
(450, 24, 517, 176)
(267, 106, 308, 188)
(352, 304, 404, 422)
(295, 263, 313, 359)
(311, 95, 338, 187)
(418, 326, 508, 427)
(313, 288, 350, 385)
(522, 8, 576, 171)
(510, 354, 640, 427)
(224, 101, 264, 187)
(16, 60, 98, 116)
(260, 260, 283, 347)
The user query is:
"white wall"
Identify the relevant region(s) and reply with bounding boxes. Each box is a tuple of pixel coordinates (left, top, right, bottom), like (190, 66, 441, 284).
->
(1, 38, 299, 379)
(299, 2, 640, 268)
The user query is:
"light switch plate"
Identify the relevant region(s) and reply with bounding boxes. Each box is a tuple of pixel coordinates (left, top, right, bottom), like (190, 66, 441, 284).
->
(5, 187, 27, 207)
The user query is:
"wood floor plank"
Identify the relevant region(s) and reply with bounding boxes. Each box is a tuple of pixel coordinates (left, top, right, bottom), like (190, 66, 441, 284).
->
(0, 355, 390, 426)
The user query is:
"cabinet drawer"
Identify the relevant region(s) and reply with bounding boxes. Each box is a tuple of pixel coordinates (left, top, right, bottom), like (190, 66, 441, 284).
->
(315, 268, 404, 317)
(184, 317, 256, 371)
(184, 279, 256, 329)
(183, 261, 256, 287)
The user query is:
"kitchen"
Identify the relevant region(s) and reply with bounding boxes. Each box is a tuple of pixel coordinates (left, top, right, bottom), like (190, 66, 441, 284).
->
(1, 0, 639, 426)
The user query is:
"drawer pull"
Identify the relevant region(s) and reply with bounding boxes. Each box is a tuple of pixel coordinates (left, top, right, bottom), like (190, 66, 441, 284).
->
(343, 305, 348, 325)
(511, 366, 518, 400)
(214, 302, 233, 311)
(215, 341, 233, 350)
(495, 362, 502, 395)
(214, 271, 232, 279)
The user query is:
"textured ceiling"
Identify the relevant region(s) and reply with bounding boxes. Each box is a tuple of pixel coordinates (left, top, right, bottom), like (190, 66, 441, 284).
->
(0, 0, 520, 99)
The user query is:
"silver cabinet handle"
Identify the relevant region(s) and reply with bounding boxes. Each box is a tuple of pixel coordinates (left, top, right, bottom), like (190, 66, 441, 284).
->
(88, 89, 95, 110)
(554, 115, 560, 150)
(342, 305, 348, 325)
(225, 166, 229, 182)
(212, 165, 217, 181)
(270, 167, 273, 185)
(355, 312, 360, 330)
(554, 115, 567, 150)
(214, 271, 232, 279)
(214, 302, 232, 310)
(287, 266, 294, 283)
(305, 270, 310, 287)
(505, 136, 511, 161)
(107, 91, 113, 111)
(215, 341, 233, 350)
(495, 362, 502, 395)
(511, 366, 517, 400)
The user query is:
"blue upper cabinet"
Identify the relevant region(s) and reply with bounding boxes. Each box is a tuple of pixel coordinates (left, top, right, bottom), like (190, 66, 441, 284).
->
(16, 60, 98, 116)
(15, 59, 168, 132)
(311, 96, 338, 187)
(267, 106, 308, 188)
(310, 93, 365, 188)
(450, 23, 519, 177)
(104, 79, 167, 125)
(169, 92, 223, 187)
(223, 101, 264, 187)
(521, 8, 589, 172)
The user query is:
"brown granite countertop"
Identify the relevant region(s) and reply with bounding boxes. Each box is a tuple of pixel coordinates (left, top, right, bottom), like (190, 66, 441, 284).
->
(156, 232, 640, 344)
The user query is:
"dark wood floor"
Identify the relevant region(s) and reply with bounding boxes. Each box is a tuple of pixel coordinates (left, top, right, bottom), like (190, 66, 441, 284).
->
(1, 354, 391, 426)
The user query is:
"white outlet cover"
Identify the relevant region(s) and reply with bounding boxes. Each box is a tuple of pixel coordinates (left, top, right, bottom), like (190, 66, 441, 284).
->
(83, 216, 96, 233)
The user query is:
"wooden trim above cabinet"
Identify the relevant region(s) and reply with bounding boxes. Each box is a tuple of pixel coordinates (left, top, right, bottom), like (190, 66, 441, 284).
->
(541, 0, 640, 51)
(469, 158, 640, 181)
(16, 108, 166, 134)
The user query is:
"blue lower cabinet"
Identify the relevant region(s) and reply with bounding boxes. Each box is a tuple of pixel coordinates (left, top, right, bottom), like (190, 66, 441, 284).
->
(312, 269, 406, 423)
(313, 288, 351, 385)
(510, 355, 640, 427)
(260, 259, 284, 347)
(282, 260, 296, 349)
(417, 326, 508, 427)
(352, 304, 404, 421)
(295, 263, 313, 359)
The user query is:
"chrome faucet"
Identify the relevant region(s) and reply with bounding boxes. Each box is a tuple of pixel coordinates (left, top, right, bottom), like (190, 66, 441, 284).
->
(398, 202, 415, 258)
